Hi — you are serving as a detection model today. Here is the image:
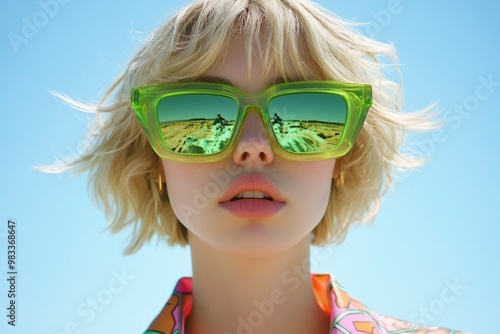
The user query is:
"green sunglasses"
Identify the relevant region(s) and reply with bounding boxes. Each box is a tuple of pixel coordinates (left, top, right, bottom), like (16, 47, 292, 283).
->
(131, 80, 372, 162)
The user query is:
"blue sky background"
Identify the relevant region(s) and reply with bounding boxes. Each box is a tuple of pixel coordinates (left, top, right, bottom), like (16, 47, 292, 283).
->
(1, 0, 498, 333)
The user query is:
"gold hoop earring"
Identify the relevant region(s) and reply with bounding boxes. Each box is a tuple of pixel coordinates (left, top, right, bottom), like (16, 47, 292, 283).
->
(333, 160, 344, 189)
(155, 167, 166, 199)
(334, 170, 344, 189)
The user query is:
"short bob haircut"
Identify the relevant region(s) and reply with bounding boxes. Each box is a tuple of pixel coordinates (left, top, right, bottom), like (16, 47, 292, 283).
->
(48, 0, 436, 254)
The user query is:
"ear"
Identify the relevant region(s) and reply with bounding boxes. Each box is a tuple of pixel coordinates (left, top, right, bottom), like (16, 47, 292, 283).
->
(333, 158, 341, 180)
(158, 159, 166, 179)
(333, 158, 344, 189)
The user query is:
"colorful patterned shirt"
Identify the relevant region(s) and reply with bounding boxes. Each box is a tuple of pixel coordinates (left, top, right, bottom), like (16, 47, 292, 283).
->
(144, 274, 463, 334)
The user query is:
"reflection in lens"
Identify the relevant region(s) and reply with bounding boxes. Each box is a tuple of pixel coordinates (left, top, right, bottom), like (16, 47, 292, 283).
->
(161, 120, 236, 154)
(269, 93, 347, 153)
(157, 94, 237, 154)
(273, 121, 345, 153)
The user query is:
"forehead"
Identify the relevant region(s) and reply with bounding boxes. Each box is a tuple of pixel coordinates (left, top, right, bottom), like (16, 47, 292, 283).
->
(202, 38, 275, 94)
(202, 37, 317, 94)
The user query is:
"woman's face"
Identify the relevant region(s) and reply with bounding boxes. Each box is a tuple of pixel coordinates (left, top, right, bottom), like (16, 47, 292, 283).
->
(162, 38, 336, 257)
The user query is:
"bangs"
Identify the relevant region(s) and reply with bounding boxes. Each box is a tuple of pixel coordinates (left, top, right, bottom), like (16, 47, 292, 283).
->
(138, 0, 338, 85)
(236, 0, 317, 82)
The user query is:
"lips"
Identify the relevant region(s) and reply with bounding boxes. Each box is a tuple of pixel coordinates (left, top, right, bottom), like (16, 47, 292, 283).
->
(219, 174, 286, 218)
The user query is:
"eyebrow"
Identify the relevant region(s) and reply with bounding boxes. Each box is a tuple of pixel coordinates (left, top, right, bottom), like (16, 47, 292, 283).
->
(195, 75, 234, 86)
(194, 75, 308, 90)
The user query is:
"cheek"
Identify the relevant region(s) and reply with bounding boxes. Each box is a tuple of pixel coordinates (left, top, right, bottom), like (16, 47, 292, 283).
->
(295, 160, 335, 190)
(161, 160, 228, 226)
(162, 162, 201, 224)
(319, 161, 336, 203)
(291, 160, 335, 212)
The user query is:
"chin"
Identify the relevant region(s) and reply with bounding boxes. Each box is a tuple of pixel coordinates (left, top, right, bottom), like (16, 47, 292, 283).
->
(219, 230, 307, 259)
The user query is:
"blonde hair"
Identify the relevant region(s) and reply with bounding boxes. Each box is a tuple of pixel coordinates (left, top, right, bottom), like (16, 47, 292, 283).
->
(45, 0, 437, 254)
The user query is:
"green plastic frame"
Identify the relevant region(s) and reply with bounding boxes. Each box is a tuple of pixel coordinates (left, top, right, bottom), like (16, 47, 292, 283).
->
(131, 80, 372, 162)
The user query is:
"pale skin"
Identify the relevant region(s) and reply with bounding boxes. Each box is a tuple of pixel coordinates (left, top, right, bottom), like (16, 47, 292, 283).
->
(162, 38, 336, 334)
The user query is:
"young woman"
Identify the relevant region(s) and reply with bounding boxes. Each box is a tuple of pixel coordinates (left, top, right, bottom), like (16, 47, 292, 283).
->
(50, 0, 465, 333)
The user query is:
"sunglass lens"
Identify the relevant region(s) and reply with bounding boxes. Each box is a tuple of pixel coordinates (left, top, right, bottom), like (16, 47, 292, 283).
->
(268, 93, 347, 153)
(157, 94, 238, 155)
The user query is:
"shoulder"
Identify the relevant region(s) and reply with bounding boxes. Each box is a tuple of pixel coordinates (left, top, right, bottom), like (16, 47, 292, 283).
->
(314, 274, 468, 334)
(370, 312, 470, 334)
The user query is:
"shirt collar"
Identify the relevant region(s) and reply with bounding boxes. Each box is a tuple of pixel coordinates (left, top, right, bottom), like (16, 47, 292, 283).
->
(144, 274, 438, 334)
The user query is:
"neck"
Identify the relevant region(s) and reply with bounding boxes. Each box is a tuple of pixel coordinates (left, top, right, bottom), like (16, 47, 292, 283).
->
(185, 234, 330, 334)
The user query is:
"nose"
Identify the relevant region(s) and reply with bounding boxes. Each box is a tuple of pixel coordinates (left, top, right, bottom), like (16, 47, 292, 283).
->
(232, 109, 274, 166)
